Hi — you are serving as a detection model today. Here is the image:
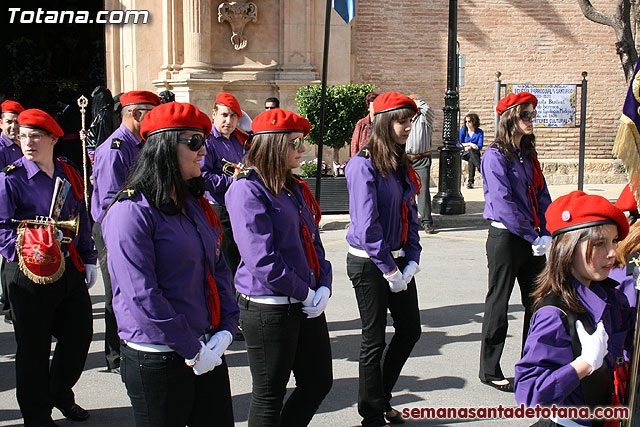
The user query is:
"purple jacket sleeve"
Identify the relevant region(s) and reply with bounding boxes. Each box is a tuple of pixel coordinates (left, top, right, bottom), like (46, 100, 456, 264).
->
(0, 173, 18, 260)
(200, 147, 233, 197)
(226, 179, 311, 301)
(347, 159, 396, 274)
(105, 202, 202, 359)
(75, 195, 97, 265)
(536, 180, 552, 237)
(515, 307, 581, 406)
(482, 150, 540, 243)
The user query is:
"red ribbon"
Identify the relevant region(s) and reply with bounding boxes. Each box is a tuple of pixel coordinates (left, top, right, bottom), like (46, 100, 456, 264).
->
(56, 159, 85, 272)
(527, 155, 545, 230)
(293, 178, 322, 282)
(295, 178, 322, 225)
(196, 197, 222, 329)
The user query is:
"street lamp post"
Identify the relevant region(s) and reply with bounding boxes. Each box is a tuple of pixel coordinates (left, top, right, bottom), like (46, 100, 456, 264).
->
(432, 0, 465, 215)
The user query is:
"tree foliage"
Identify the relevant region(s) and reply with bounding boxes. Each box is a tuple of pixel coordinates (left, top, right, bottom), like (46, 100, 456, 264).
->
(577, 0, 638, 82)
(296, 83, 377, 149)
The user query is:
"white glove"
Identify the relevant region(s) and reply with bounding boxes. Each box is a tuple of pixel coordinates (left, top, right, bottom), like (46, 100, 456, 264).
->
(401, 261, 421, 284)
(85, 264, 98, 289)
(384, 268, 407, 293)
(302, 288, 316, 306)
(575, 320, 608, 375)
(54, 229, 64, 242)
(206, 330, 233, 358)
(302, 286, 330, 318)
(188, 342, 222, 376)
(532, 235, 552, 257)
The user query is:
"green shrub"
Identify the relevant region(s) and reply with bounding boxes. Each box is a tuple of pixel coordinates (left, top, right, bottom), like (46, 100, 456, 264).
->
(296, 83, 377, 150)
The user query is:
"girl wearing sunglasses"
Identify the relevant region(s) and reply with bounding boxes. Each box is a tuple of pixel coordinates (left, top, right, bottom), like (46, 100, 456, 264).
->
(225, 108, 333, 426)
(102, 102, 239, 427)
(479, 92, 552, 393)
(515, 191, 632, 426)
(346, 92, 422, 426)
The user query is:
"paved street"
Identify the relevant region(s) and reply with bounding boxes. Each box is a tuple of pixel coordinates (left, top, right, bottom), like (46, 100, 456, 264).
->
(0, 184, 626, 426)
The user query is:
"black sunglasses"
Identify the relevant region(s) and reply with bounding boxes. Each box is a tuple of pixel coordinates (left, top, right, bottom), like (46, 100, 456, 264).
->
(520, 110, 537, 122)
(177, 134, 205, 151)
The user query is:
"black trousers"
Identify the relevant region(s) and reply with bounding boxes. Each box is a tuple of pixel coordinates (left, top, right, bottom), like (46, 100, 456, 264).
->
(409, 155, 433, 226)
(211, 204, 241, 278)
(466, 149, 481, 184)
(120, 343, 234, 427)
(238, 295, 333, 427)
(479, 226, 546, 382)
(6, 260, 93, 427)
(1, 257, 12, 321)
(93, 221, 120, 370)
(346, 254, 421, 427)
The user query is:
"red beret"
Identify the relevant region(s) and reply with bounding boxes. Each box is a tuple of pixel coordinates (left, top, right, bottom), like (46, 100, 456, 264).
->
(215, 92, 242, 117)
(372, 92, 417, 115)
(120, 90, 162, 108)
(545, 190, 629, 240)
(140, 102, 212, 140)
(496, 92, 538, 115)
(18, 109, 63, 137)
(615, 182, 639, 214)
(1, 100, 24, 114)
(252, 108, 311, 137)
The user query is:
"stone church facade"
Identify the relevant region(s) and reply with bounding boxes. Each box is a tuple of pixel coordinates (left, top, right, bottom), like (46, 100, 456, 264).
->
(105, 0, 628, 182)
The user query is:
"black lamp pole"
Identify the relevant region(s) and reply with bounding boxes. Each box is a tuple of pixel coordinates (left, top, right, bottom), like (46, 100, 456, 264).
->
(432, 0, 465, 215)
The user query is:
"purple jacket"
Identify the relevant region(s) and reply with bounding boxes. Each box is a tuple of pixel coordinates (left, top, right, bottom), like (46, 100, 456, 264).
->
(345, 151, 421, 275)
(225, 171, 332, 301)
(515, 278, 632, 420)
(91, 124, 143, 223)
(481, 145, 552, 243)
(0, 157, 96, 264)
(102, 191, 239, 359)
(609, 266, 637, 309)
(201, 126, 250, 205)
(0, 137, 22, 169)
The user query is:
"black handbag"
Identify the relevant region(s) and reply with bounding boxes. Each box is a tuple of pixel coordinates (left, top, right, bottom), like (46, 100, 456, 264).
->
(461, 150, 470, 161)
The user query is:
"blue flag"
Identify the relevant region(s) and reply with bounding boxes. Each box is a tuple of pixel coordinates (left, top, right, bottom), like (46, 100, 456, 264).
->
(614, 58, 640, 203)
(333, 0, 355, 23)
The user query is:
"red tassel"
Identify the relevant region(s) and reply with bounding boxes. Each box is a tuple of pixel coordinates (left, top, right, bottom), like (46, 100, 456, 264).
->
(407, 164, 421, 196)
(56, 159, 84, 201)
(531, 155, 544, 190)
(294, 178, 322, 225)
(206, 270, 221, 330)
(401, 202, 408, 248)
(197, 197, 222, 242)
(301, 223, 320, 283)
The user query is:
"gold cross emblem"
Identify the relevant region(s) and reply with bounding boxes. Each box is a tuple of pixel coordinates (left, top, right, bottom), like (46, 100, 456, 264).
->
(629, 256, 640, 267)
(124, 189, 135, 197)
(113, 140, 121, 148)
(6, 164, 15, 172)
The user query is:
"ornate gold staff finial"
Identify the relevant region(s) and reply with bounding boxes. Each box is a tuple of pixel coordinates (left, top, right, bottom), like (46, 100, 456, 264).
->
(77, 95, 89, 206)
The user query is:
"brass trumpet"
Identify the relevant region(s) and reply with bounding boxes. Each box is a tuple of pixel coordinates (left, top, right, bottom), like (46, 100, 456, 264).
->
(12, 216, 80, 243)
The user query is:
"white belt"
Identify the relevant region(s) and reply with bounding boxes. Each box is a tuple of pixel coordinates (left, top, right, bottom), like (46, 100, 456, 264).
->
(240, 293, 302, 305)
(125, 333, 212, 353)
(490, 221, 508, 229)
(125, 341, 173, 353)
(348, 246, 405, 259)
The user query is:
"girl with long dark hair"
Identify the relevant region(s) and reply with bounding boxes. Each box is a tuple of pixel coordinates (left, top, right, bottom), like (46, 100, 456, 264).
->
(515, 191, 633, 426)
(479, 92, 553, 392)
(102, 102, 239, 427)
(225, 108, 333, 427)
(346, 92, 422, 426)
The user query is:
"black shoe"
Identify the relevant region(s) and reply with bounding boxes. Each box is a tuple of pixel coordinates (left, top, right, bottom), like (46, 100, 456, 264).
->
(481, 379, 514, 393)
(108, 366, 120, 374)
(466, 183, 474, 189)
(385, 408, 405, 424)
(423, 224, 435, 234)
(57, 403, 90, 421)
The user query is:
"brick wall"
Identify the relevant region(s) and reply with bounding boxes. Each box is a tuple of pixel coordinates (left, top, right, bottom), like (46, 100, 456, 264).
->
(353, 0, 627, 160)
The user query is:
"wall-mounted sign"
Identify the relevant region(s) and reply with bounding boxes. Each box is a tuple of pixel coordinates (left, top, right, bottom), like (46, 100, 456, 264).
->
(506, 84, 577, 128)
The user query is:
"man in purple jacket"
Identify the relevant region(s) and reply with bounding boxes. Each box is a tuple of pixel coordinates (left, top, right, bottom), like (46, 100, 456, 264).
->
(90, 90, 161, 373)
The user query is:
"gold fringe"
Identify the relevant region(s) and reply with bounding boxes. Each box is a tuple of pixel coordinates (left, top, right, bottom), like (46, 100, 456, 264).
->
(15, 226, 65, 285)
(613, 114, 640, 211)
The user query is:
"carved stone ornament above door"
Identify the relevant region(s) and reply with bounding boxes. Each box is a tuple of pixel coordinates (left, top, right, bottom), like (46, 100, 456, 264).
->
(218, 2, 258, 50)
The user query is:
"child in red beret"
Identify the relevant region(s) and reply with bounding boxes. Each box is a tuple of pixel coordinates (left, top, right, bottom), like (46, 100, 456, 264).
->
(515, 191, 633, 425)
(479, 91, 552, 392)
(346, 91, 423, 426)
